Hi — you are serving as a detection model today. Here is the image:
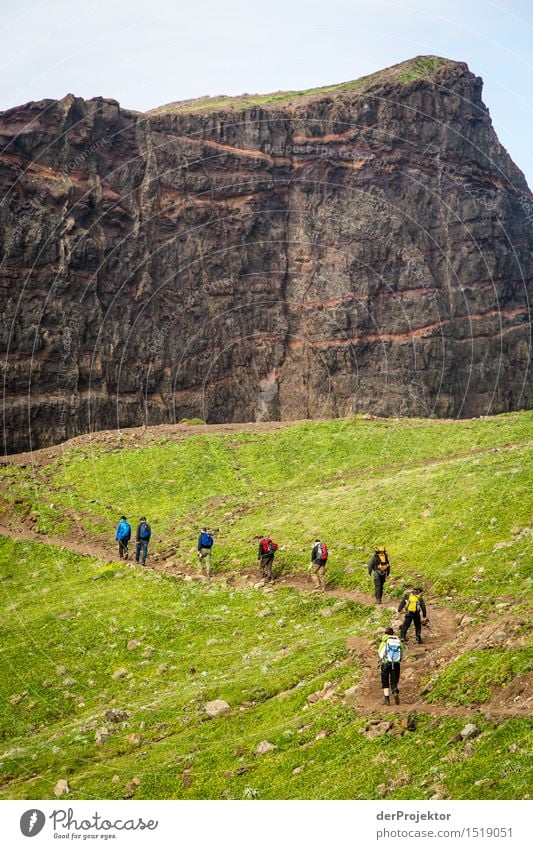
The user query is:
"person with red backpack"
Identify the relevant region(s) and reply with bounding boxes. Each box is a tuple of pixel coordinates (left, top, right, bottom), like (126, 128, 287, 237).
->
(368, 546, 391, 604)
(310, 538, 328, 591)
(257, 536, 278, 583)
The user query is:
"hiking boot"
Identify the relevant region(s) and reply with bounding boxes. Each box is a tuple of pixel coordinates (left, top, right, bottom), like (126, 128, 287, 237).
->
(416, 637, 423, 644)
(383, 695, 390, 705)
(393, 692, 400, 705)
(375, 598, 382, 604)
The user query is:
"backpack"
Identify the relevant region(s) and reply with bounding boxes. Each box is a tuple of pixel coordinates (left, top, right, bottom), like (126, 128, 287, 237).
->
(139, 521, 151, 541)
(376, 548, 389, 571)
(117, 520, 130, 540)
(318, 542, 328, 561)
(261, 538, 277, 555)
(407, 593, 421, 613)
(200, 532, 213, 548)
(384, 636, 402, 664)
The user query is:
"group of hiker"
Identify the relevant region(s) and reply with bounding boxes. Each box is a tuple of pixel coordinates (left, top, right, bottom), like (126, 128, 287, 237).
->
(115, 516, 152, 565)
(114, 518, 427, 707)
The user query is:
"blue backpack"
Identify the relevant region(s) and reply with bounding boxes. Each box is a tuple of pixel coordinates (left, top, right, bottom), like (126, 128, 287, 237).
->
(385, 637, 402, 664)
(139, 521, 151, 541)
(200, 532, 213, 548)
(117, 520, 131, 541)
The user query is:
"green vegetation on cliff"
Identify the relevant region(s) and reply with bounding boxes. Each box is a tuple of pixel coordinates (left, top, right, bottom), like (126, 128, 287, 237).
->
(149, 55, 453, 114)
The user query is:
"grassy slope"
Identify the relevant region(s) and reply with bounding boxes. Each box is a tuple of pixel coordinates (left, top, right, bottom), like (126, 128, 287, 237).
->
(7, 412, 531, 604)
(148, 56, 451, 114)
(0, 412, 532, 799)
(0, 537, 530, 801)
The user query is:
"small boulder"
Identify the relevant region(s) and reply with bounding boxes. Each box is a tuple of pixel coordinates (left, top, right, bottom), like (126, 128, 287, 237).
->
(104, 709, 130, 723)
(363, 721, 392, 739)
(204, 699, 231, 718)
(54, 779, 71, 796)
(460, 723, 478, 740)
(95, 727, 110, 746)
(112, 668, 128, 680)
(123, 777, 140, 798)
(255, 740, 277, 756)
(127, 639, 141, 650)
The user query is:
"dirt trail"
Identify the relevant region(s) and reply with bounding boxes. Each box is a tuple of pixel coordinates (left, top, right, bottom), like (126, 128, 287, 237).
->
(0, 522, 530, 722)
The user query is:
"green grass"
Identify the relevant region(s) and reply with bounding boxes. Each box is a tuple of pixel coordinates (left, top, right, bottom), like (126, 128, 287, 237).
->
(0, 536, 531, 800)
(3, 412, 531, 606)
(148, 55, 452, 115)
(423, 649, 532, 705)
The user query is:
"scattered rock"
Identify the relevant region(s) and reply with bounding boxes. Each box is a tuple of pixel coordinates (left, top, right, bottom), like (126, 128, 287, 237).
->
(343, 685, 358, 698)
(105, 709, 130, 723)
(292, 766, 304, 775)
(255, 740, 277, 756)
(112, 775, 120, 783)
(54, 779, 71, 796)
(362, 721, 392, 740)
(156, 664, 168, 676)
(400, 715, 416, 732)
(315, 729, 332, 740)
(127, 733, 141, 746)
(95, 727, 110, 746)
(57, 611, 71, 620)
(123, 777, 140, 798)
(460, 723, 478, 740)
(204, 699, 231, 718)
(9, 691, 28, 705)
(112, 668, 128, 680)
(181, 769, 192, 788)
(463, 742, 475, 757)
(127, 639, 141, 650)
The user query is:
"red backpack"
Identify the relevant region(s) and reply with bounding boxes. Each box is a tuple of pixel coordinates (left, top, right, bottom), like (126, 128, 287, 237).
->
(261, 538, 278, 554)
(318, 542, 328, 561)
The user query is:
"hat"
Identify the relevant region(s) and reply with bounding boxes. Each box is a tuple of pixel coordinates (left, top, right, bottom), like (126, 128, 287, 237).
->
(385, 627, 394, 636)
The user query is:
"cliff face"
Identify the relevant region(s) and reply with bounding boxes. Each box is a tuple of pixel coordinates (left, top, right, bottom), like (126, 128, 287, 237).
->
(0, 57, 531, 452)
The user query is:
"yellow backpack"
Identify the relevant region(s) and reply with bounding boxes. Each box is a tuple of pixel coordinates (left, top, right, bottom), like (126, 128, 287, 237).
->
(376, 548, 389, 572)
(407, 593, 421, 612)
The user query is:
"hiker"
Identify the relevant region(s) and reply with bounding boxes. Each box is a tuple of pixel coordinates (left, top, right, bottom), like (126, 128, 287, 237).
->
(257, 535, 278, 583)
(378, 627, 403, 705)
(115, 515, 131, 559)
(197, 527, 214, 577)
(310, 538, 328, 591)
(368, 546, 390, 603)
(398, 587, 427, 643)
(135, 516, 151, 566)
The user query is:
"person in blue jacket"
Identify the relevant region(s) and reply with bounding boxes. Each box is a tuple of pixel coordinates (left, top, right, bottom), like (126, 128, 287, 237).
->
(115, 515, 131, 559)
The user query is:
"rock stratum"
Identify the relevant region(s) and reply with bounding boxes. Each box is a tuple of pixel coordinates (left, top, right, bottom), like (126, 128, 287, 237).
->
(0, 55, 531, 453)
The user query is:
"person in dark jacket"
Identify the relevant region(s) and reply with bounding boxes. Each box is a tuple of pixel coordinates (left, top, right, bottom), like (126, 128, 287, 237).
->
(310, 539, 328, 591)
(368, 547, 391, 603)
(197, 527, 214, 577)
(115, 515, 131, 559)
(398, 588, 427, 643)
(135, 517, 151, 566)
(257, 536, 278, 583)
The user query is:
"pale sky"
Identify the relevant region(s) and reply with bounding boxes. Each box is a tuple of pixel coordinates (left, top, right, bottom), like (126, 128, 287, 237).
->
(1, 0, 532, 185)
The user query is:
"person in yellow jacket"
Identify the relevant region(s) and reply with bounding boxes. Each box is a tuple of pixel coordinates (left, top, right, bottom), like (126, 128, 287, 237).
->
(398, 587, 427, 644)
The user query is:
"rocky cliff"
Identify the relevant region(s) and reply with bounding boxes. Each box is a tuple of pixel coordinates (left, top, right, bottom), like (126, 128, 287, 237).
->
(0, 55, 531, 453)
